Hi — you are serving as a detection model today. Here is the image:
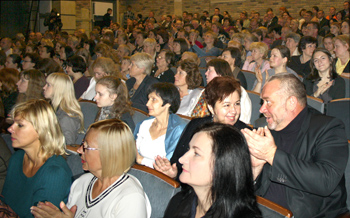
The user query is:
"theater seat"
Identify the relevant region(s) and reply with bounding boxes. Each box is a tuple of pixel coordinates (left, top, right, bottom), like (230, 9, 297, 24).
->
(128, 164, 180, 218)
(132, 107, 149, 126)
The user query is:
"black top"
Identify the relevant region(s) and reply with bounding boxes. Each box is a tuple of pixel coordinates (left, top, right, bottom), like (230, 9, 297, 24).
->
(126, 75, 159, 113)
(170, 116, 251, 182)
(287, 55, 312, 78)
(150, 67, 175, 83)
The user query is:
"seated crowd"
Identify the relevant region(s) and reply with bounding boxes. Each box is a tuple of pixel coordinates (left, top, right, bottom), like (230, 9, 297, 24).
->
(0, 2, 349, 217)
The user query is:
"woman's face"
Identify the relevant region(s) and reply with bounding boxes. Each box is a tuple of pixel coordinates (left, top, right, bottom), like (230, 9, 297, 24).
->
(179, 131, 213, 189)
(156, 51, 167, 68)
(336, 12, 342, 21)
(16, 75, 29, 93)
(334, 39, 349, 58)
(285, 38, 298, 51)
(173, 42, 181, 54)
(205, 66, 219, 84)
(128, 61, 144, 78)
(59, 47, 66, 60)
(323, 38, 334, 52)
(330, 25, 340, 35)
(43, 80, 54, 99)
(282, 12, 289, 20)
(94, 84, 117, 108)
(313, 51, 331, 74)
(117, 36, 126, 45)
(121, 60, 131, 72)
(203, 34, 214, 45)
(341, 22, 349, 35)
(251, 48, 264, 61)
(174, 67, 188, 88)
(94, 67, 107, 80)
(77, 128, 102, 175)
(302, 43, 316, 57)
(148, 31, 156, 39)
(146, 92, 169, 117)
(22, 56, 35, 71)
(143, 43, 155, 55)
(269, 48, 286, 68)
(5, 57, 17, 69)
(55, 43, 62, 53)
(136, 34, 144, 46)
(208, 91, 241, 125)
(243, 38, 252, 51)
(26, 46, 34, 54)
(8, 116, 40, 149)
(221, 51, 235, 66)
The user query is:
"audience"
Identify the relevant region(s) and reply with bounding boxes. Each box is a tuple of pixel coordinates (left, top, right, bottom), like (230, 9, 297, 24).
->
(1, 4, 349, 217)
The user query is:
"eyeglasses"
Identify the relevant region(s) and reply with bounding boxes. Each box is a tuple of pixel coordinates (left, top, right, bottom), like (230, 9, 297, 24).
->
(80, 141, 101, 152)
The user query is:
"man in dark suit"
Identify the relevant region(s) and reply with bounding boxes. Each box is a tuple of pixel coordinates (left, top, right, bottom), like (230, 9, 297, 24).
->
(264, 8, 278, 29)
(242, 73, 349, 217)
(102, 8, 112, 28)
(317, 10, 330, 36)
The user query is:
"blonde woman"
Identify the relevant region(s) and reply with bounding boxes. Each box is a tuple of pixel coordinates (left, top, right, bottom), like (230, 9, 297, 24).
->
(43, 73, 84, 145)
(80, 57, 120, 100)
(334, 35, 350, 78)
(31, 119, 151, 218)
(2, 99, 72, 218)
(242, 42, 271, 75)
(143, 38, 157, 62)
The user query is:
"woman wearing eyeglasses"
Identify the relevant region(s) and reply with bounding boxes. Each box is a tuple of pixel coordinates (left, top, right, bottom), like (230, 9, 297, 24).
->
(31, 119, 151, 218)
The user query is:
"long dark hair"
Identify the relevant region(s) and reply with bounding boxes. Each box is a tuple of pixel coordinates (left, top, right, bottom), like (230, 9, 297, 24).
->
(308, 47, 338, 81)
(195, 123, 261, 217)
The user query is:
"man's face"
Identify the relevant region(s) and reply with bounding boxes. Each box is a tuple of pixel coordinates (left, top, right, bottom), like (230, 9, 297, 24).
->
(304, 13, 312, 22)
(317, 11, 324, 19)
(240, 13, 246, 19)
(214, 9, 219, 15)
(330, 7, 336, 15)
(260, 80, 290, 131)
(175, 20, 183, 30)
(0, 39, 10, 50)
(281, 27, 291, 41)
(108, 9, 112, 15)
(149, 12, 154, 18)
(344, 2, 349, 10)
(267, 11, 274, 20)
(306, 24, 317, 36)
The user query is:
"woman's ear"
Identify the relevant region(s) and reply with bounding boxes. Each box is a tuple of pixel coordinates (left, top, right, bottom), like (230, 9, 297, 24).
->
(208, 104, 215, 115)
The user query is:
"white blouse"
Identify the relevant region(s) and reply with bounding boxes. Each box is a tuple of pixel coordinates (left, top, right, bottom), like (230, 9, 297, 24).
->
(136, 118, 166, 168)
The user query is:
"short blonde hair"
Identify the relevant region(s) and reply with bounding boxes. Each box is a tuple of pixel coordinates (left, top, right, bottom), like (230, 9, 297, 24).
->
(10, 99, 65, 160)
(130, 52, 153, 75)
(182, 51, 200, 66)
(249, 42, 269, 59)
(87, 119, 136, 178)
(143, 38, 157, 48)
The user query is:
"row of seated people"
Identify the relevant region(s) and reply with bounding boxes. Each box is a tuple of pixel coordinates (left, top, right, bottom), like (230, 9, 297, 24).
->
(1, 72, 348, 217)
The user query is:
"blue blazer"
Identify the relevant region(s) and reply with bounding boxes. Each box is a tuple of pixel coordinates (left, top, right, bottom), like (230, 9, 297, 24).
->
(134, 113, 187, 160)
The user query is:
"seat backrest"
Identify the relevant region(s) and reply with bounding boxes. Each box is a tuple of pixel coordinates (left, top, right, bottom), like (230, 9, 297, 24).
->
(257, 196, 293, 218)
(128, 164, 180, 218)
(66, 146, 85, 180)
(326, 98, 350, 140)
(346, 141, 350, 211)
(247, 90, 262, 124)
(132, 107, 149, 126)
(241, 70, 256, 91)
(341, 76, 350, 98)
(176, 114, 192, 125)
(77, 100, 99, 144)
(306, 95, 325, 114)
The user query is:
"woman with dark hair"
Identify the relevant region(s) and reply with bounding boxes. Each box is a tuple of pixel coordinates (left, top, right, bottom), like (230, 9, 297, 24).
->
(16, 69, 45, 104)
(0, 68, 19, 116)
(173, 38, 188, 63)
(5, 54, 22, 72)
(66, 55, 90, 99)
(22, 52, 40, 71)
(94, 76, 135, 131)
(39, 45, 55, 59)
(288, 36, 317, 78)
(134, 82, 187, 168)
(54, 45, 74, 73)
(253, 45, 298, 93)
(191, 59, 251, 124)
(164, 122, 262, 218)
(36, 58, 63, 76)
(150, 49, 175, 83)
(154, 77, 252, 180)
(175, 60, 203, 116)
(304, 48, 345, 103)
(83, 39, 96, 59)
(222, 47, 248, 89)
